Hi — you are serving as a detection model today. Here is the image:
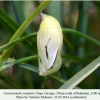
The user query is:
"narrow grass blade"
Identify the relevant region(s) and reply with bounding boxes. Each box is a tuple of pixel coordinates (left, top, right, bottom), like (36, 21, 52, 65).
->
(14, 55, 38, 65)
(62, 28, 100, 46)
(59, 56, 100, 89)
(0, 8, 37, 53)
(0, 32, 37, 52)
(19, 64, 38, 73)
(0, 55, 38, 72)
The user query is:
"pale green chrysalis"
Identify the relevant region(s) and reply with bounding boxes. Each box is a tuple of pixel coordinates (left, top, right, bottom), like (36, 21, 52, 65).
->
(37, 13, 63, 76)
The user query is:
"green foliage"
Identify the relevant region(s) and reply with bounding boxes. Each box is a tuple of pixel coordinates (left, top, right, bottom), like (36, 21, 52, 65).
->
(0, 1, 100, 89)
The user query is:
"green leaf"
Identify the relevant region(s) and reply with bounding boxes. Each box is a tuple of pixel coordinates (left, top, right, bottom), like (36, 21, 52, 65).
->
(62, 28, 100, 46)
(0, 8, 36, 53)
(14, 55, 38, 65)
(0, 32, 37, 52)
(19, 64, 38, 73)
(0, 8, 19, 34)
(59, 56, 100, 89)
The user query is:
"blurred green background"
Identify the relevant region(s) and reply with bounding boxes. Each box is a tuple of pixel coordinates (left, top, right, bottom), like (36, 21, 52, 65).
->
(0, 1, 100, 89)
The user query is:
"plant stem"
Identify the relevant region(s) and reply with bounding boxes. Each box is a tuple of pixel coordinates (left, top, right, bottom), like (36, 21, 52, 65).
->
(0, 0, 52, 67)
(14, 55, 38, 65)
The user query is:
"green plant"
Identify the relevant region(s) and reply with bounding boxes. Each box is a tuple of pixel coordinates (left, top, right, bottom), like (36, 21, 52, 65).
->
(0, 1, 100, 89)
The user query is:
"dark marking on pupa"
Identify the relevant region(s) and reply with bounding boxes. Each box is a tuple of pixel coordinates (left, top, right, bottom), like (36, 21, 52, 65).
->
(45, 45, 48, 59)
(45, 38, 51, 59)
(39, 57, 42, 63)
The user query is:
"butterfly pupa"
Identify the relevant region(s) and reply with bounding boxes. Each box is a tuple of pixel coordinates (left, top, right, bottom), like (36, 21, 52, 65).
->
(37, 13, 63, 76)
